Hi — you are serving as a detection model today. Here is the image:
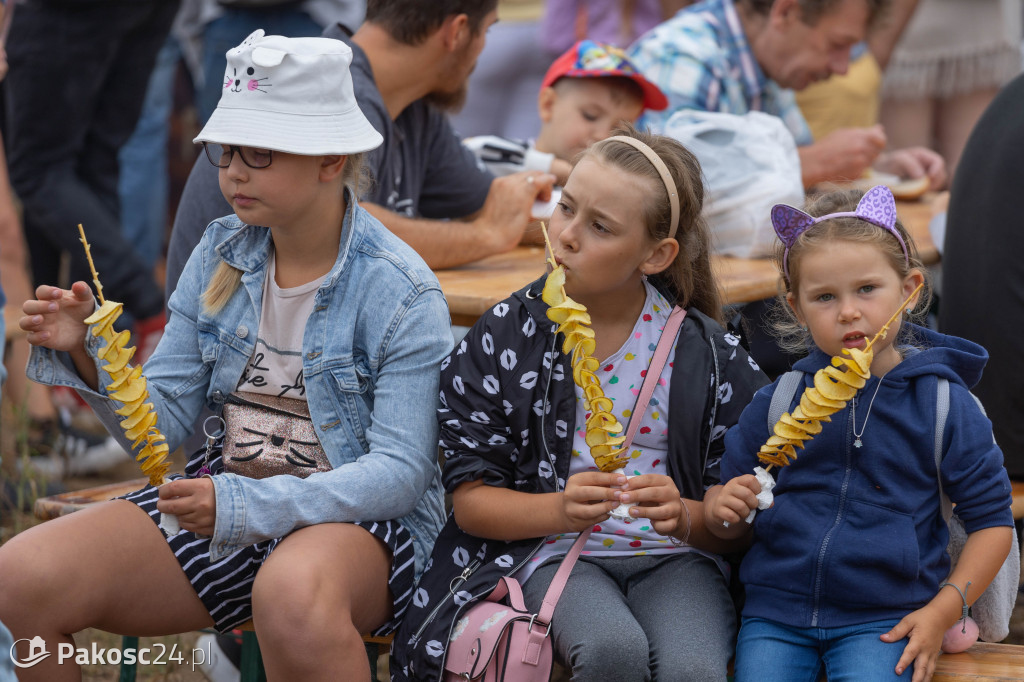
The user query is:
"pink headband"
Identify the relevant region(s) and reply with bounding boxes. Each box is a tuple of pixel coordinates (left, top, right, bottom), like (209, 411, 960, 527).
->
(604, 135, 679, 238)
(772, 185, 908, 279)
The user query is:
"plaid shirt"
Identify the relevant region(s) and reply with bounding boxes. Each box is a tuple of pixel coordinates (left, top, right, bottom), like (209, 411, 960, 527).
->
(628, 0, 813, 145)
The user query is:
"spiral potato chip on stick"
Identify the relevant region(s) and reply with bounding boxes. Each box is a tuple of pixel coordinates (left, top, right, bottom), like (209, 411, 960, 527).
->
(539, 224, 628, 473)
(78, 225, 171, 487)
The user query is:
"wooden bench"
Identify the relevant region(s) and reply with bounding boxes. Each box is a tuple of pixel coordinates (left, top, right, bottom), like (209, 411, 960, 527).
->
(932, 642, 1024, 681)
(1011, 481, 1024, 521)
(33, 479, 393, 681)
(33, 481, 1024, 681)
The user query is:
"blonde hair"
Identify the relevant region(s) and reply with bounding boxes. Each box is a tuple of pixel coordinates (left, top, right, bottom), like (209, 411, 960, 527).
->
(770, 188, 931, 354)
(201, 151, 367, 314)
(588, 123, 722, 323)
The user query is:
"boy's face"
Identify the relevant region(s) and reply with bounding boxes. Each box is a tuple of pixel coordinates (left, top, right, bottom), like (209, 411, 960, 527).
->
(537, 79, 644, 162)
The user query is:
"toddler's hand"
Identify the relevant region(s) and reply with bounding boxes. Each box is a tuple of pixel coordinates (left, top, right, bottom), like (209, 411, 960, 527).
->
(20, 281, 95, 352)
(882, 605, 946, 682)
(616, 474, 684, 536)
(157, 478, 217, 537)
(707, 475, 760, 528)
(561, 471, 622, 532)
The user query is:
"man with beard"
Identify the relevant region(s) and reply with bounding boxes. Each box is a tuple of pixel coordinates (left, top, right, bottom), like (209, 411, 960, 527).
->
(166, 0, 553, 298)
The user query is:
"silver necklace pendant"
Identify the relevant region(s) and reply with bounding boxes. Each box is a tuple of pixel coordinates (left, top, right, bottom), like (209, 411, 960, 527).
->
(851, 373, 888, 449)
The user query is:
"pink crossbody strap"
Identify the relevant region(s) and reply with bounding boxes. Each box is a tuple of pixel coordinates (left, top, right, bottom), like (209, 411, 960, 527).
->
(535, 305, 687, 628)
(622, 305, 687, 448)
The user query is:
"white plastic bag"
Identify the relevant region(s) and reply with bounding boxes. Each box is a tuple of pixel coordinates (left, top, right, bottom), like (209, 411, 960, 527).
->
(663, 110, 804, 258)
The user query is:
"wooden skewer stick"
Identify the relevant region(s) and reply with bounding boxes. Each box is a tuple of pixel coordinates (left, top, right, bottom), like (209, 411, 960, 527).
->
(539, 220, 557, 268)
(76, 224, 106, 305)
(863, 282, 924, 353)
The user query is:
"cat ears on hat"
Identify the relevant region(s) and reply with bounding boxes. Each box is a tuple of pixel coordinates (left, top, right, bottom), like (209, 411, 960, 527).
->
(771, 185, 907, 278)
(230, 30, 287, 67)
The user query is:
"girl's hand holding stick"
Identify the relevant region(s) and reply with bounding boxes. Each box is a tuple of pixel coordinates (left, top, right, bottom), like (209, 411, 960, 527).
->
(21, 225, 181, 533)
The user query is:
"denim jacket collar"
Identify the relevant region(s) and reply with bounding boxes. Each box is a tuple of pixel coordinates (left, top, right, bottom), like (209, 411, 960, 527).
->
(216, 187, 361, 289)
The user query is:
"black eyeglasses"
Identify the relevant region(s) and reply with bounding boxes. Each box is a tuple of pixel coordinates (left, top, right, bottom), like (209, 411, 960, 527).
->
(202, 142, 274, 169)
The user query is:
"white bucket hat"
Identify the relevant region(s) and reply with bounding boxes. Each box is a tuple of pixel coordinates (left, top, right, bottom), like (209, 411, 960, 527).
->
(194, 30, 383, 155)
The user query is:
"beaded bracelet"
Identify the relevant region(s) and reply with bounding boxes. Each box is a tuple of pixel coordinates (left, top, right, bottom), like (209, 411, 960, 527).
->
(939, 580, 972, 632)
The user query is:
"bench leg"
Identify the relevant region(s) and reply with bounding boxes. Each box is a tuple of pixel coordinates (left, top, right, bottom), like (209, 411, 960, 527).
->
(365, 640, 381, 682)
(118, 636, 139, 682)
(240, 630, 267, 682)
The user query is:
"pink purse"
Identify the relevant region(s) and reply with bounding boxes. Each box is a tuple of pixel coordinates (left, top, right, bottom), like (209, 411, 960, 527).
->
(442, 306, 686, 682)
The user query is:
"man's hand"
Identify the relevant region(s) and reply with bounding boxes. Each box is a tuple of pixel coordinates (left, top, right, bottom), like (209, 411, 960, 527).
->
(874, 146, 947, 191)
(800, 124, 887, 187)
(472, 171, 556, 255)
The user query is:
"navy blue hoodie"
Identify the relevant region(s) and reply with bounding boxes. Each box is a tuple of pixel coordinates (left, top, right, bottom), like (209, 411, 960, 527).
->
(721, 324, 1013, 628)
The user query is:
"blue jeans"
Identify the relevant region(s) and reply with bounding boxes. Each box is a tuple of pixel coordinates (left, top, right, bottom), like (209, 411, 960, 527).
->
(118, 36, 182, 271)
(734, 617, 910, 682)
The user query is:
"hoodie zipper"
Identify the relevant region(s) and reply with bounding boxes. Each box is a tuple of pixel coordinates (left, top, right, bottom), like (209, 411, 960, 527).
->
(539, 332, 563, 485)
(810, 402, 857, 626)
(703, 334, 722, 472)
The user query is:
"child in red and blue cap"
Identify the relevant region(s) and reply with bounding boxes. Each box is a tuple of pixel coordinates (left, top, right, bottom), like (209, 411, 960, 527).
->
(464, 39, 668, 184)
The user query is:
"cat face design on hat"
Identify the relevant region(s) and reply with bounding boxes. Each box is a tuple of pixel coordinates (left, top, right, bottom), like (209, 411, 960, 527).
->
(221, 30, 280, 96)
(224, 65, 272, 94)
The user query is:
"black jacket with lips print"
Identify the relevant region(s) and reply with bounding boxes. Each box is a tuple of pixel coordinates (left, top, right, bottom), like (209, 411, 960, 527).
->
(391, 277, 768, 681)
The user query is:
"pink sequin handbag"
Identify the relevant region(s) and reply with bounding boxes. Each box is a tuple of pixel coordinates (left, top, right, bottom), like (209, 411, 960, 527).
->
(221, 391, 331, 479)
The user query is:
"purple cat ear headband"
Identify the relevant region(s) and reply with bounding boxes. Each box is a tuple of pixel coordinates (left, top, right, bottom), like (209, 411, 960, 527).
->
(771, 184, 908, 279)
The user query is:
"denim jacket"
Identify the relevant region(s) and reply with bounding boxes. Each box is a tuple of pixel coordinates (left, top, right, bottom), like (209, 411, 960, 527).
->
(27, 191, 453, 574)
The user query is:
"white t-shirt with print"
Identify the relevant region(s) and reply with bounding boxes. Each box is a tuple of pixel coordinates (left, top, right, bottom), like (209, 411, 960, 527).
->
(236, 252, 326, 400)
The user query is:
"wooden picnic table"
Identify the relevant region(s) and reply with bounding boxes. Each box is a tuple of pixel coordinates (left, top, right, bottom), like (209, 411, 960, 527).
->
(435, 198, 940, 327)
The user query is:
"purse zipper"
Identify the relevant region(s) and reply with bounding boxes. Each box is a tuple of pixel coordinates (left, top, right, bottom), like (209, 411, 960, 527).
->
(225, 392, 310, 420)
(430, 540, 547, 675)
(411, 558, 483, 642)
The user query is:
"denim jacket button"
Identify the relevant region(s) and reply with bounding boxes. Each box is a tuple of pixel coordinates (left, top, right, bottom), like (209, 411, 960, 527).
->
(235, 325, 248, 339)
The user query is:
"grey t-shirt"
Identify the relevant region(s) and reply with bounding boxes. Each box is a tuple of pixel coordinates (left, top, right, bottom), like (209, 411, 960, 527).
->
(165, 24, 493, 303)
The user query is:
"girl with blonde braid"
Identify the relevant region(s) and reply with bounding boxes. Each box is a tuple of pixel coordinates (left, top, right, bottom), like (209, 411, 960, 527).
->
(1, 32, 451, 681)
(393, 123, 768, 682)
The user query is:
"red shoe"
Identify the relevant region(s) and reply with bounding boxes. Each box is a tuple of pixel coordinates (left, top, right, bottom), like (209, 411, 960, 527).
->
(134, 311, 166, 366)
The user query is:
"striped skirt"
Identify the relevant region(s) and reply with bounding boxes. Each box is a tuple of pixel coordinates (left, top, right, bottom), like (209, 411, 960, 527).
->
(121, 442, 415, 634)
